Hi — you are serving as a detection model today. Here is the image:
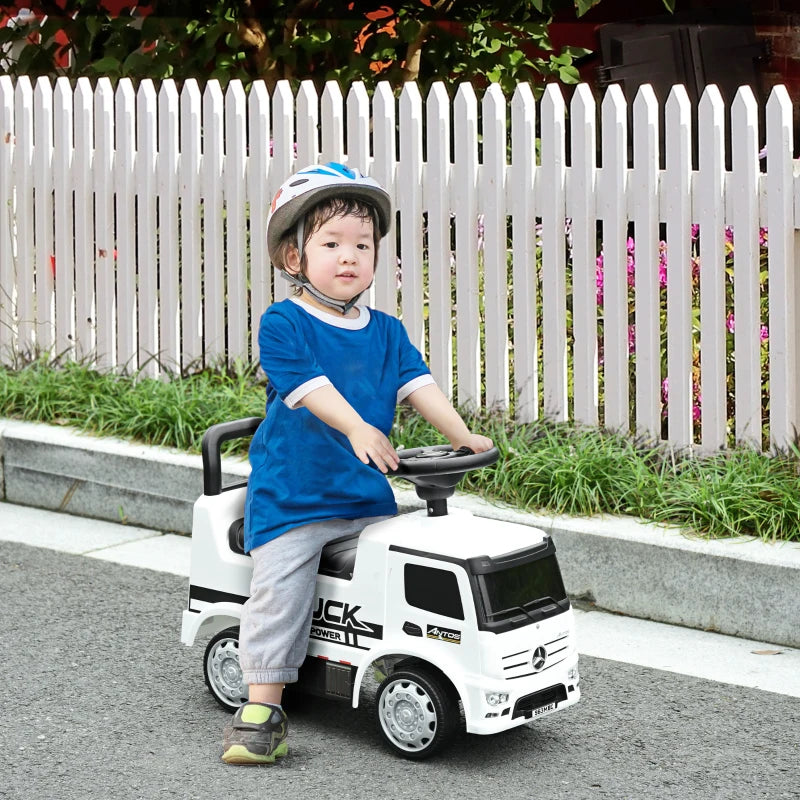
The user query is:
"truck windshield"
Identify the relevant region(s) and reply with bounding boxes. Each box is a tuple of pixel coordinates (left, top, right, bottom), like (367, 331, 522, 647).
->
(473, 552, 569, 633)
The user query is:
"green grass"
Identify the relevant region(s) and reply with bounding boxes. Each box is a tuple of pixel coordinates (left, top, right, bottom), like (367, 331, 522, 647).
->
(2, 357, 799, 543)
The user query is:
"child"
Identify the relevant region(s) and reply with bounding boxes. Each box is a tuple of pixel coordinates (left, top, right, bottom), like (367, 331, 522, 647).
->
(222, 162, 493, 764)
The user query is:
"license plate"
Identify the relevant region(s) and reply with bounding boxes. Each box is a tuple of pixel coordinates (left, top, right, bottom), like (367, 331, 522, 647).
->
(533, 702, 556, 717)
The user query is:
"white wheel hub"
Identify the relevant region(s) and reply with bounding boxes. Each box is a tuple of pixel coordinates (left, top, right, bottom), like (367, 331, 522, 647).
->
(379, 679, 437, 750)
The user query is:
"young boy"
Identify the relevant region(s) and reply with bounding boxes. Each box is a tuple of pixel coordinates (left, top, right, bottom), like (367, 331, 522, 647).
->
(222, 162, 493, 764)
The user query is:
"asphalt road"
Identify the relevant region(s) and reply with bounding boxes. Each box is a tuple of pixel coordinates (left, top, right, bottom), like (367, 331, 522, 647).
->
(2, 540, 798, 800)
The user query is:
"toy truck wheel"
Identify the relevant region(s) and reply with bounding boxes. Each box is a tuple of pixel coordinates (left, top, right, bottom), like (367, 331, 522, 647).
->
(375, 667, 458, 759)
(203, 627, 248, 710)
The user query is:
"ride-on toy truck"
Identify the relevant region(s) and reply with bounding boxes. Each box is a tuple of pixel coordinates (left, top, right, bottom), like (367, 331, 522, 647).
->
(181, 418, 581, 759)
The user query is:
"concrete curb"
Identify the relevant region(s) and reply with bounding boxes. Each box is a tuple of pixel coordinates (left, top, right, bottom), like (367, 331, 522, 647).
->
(1, 418, 799, 648)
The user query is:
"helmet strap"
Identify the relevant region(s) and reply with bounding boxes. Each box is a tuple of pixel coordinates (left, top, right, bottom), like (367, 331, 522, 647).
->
(296, 217, 306, 260)
(280, 270, 363, 316)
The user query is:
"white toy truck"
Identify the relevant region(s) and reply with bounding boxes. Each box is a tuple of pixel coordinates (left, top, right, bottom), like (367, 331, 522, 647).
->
(181, 418, 581, 759)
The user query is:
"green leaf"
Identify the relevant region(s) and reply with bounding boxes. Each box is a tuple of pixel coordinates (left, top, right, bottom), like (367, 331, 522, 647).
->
(90, 56, 122, 75)
(558, 65, 581, 83)
(575, 0, 602, 16)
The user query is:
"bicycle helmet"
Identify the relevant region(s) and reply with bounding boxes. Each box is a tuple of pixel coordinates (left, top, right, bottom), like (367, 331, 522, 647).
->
(267, 162, 393, 314)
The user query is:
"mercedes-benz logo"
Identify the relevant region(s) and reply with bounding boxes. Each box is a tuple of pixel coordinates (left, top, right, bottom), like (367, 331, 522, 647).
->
(531, 646, 547, 672)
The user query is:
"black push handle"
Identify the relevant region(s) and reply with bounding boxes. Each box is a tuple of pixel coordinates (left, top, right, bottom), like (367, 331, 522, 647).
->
(201, 417, 263, 496)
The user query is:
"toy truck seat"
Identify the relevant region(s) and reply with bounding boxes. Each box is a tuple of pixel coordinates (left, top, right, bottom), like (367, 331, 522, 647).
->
(227, 517, 360, 580)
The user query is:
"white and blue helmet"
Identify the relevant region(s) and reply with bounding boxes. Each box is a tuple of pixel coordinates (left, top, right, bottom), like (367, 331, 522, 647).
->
(267, 162, 392, 264)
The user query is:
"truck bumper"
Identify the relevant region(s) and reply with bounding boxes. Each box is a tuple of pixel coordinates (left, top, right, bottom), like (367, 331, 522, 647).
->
(463, 653, 581, 735)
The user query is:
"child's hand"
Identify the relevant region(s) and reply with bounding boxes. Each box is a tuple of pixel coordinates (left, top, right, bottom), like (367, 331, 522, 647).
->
(452, 433, 494, 453)
(347, 422, 400, 473)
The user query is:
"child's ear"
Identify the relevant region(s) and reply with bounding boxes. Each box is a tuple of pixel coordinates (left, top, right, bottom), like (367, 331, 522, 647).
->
(284, 246, 301, 275)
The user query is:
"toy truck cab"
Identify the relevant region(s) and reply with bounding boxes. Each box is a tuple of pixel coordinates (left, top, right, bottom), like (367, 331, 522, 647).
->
(181, 419, 581, 759)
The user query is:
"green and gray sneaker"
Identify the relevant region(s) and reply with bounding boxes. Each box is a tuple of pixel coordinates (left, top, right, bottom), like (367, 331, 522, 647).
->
(222, 702, 289, 765)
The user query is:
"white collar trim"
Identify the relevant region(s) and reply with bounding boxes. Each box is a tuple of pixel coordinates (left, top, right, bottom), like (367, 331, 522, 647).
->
(290, 297, 371, 329)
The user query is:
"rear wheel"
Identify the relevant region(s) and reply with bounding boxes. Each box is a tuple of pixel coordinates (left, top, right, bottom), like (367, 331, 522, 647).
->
(375, 667, 459, 759)
(204, 627, 248, 710)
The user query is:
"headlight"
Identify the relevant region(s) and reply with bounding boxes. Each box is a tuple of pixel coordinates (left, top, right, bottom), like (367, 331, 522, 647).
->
(485, 691, 509, 706)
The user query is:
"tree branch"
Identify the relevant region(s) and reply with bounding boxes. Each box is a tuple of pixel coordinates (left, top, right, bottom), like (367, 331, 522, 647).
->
(238, 0, 277, 86)
(401, 0, 455, 83)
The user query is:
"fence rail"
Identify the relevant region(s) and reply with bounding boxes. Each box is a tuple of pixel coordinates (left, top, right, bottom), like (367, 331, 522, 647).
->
(1, 75, 799, 452)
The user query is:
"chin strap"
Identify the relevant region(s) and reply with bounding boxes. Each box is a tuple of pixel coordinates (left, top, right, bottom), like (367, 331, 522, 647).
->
(280, 271, 363, 316)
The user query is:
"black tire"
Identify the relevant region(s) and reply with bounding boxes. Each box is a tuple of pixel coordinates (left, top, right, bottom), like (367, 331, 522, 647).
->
(375, 667, 459, 759)
(203, 627, 248, 710)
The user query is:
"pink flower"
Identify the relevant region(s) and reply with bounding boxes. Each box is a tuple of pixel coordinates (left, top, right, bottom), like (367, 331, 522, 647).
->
(726, 313, 735, 333)
(658, 241, 668, 288)
(627, 253, 636, 288)
(691, 224, 700, 241)
(596, 252, 604, 305)
(759, 228, 768, 247)
(760, 324, 769, 343)
(628, 324, 636, 354)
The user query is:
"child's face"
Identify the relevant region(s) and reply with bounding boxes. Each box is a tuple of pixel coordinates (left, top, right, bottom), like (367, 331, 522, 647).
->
(288, 212, 376, 307)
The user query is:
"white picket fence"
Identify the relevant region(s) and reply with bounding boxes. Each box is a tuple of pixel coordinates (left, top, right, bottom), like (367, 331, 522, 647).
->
(1, 75, 799, 452)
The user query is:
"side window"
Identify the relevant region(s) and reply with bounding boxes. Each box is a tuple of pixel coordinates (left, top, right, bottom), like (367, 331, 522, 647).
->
(404, 564, 464, 620)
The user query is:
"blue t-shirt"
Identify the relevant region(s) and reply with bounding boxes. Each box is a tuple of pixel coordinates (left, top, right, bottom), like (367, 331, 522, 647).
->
(244, 298, 433, 552)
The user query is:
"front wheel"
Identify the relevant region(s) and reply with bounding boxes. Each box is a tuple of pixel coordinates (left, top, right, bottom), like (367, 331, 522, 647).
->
(375, 667, 459, 759)
(203, 627, 248, 710)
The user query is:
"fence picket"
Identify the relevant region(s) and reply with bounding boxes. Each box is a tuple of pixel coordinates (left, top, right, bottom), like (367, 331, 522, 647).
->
(425, 82, 452, 397)
(12, 77, 34, 356)
(53, 78, 75, 359)
(568, 84, 598, 427)
(225, 80, 248, 364)
(347, 82, 370, 174)
(72, 78, 94, 362)
(179, 79, 202, 369)
(321, 82, 345, 165)
(766, 86, 797, 450)
(115, 79, 136, 370)
(296, 80, 319, 168)
(599, 85, 629, 432)
(94, 78, 115, 369)
(33, 79, 55, 354)
(0, 76, 14, 363)
(540, 85, 567, 421)
(371, 82, 397, 317)
(632, 85, 661, 440)
(511, 84, 538, 423)
(398, 82, 424, 354)
(482, 84, 509, 410)
(664, 85, 693, 450)
(731, 87, 762, 448)
(697, 85, 727, 452)
(158, 80, 180, 372)
(453, 83, 480, 410)
(137, 80, 158, 376)
(248, 81, 272, 355)
(202, 81, 225, 363)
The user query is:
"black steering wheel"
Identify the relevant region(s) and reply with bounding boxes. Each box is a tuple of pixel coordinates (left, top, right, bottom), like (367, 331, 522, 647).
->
(389, 444, 500, 477)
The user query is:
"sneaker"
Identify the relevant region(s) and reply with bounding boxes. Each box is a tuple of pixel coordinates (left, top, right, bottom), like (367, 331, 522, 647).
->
(221, 702, 289, 765)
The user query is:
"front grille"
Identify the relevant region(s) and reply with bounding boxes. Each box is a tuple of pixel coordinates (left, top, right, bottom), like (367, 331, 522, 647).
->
(501, 634, 570, 679)
(512, 684, 568, 720)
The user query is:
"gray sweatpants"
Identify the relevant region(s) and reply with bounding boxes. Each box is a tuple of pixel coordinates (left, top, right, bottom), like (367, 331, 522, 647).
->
(239, 515, 390, 686)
